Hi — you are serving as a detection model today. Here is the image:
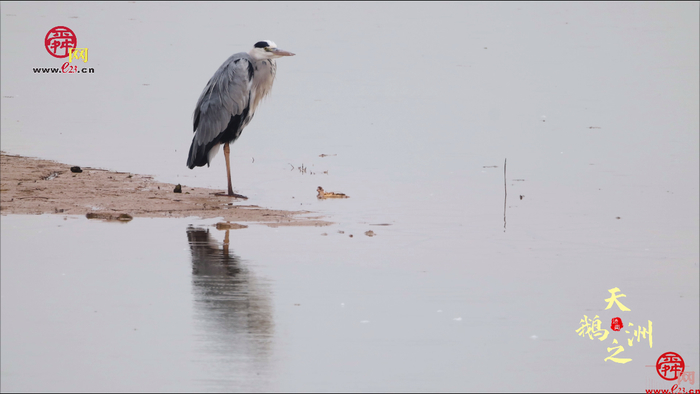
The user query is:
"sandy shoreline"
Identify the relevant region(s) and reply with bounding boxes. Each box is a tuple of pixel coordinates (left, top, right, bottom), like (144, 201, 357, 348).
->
(0, 152, 330, 227)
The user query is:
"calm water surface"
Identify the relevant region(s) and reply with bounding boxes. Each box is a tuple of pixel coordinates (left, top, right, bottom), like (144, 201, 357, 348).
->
(1, 2, 698, 392)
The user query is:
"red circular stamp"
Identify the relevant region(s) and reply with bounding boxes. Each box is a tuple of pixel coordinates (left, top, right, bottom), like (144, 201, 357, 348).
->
(656, 352, 685, 381)
(45, 26, 77, 58)
(610, 317, 623, 331)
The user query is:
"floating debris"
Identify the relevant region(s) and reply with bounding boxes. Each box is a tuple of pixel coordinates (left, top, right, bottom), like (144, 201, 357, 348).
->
(289, 163, 307, 174)
(173, 184, 182, 193)
(215, 222, 247, 230)
(317, 186, 349, 199)
(70, 166, 82, 173)
(86, 213, 133, 222)
(319, 153, 337, 157)
(364, 230, 376, 237)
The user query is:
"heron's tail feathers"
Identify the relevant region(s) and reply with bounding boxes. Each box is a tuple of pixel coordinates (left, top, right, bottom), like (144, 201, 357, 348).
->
(187, 139, 216, 169)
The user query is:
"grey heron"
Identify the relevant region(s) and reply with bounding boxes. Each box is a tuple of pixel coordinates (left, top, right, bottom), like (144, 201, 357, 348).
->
(187, 40, 295, 199)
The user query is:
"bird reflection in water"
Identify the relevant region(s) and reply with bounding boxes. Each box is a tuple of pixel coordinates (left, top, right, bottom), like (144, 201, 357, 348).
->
(186, 226, 273, 391)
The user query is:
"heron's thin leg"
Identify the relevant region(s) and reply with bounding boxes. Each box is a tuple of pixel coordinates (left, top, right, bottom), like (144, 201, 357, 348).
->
(223, 142, 234, 196)
(216, 142, 248, 199)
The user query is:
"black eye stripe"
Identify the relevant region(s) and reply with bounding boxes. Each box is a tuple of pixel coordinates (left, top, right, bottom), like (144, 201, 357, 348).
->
(254, 41, 269, 48)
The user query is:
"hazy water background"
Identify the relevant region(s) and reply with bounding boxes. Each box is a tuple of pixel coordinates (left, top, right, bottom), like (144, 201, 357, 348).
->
(1, 2, 698, 392)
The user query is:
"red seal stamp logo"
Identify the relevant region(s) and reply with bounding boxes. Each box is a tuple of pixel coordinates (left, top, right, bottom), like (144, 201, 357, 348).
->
(656, 352, 685, 381)
(610, 317, 623, 331)
(45, 26, 77, 58)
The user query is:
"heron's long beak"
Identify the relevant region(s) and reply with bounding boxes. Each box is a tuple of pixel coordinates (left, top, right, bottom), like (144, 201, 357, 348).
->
(272, 48, 295, 56)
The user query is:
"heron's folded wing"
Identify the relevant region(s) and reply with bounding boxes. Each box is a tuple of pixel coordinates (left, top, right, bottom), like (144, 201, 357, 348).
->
(192, 53, 254, 147)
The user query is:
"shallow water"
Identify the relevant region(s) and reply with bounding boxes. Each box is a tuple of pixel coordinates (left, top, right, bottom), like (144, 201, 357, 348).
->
(2, 2, 699, 392)
(2, 214, 698, 392)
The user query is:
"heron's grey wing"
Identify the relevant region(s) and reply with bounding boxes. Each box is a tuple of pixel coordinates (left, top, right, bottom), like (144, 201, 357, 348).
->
(192, 53, 254, 149)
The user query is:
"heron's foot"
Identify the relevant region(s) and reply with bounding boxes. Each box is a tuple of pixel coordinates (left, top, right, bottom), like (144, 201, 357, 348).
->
(214, 191, 248, 199)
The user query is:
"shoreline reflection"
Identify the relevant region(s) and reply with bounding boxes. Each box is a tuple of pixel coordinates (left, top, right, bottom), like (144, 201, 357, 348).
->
(186, 226, 274, 391)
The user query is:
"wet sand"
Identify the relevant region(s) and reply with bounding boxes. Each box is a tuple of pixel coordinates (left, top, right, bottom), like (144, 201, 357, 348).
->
(0, 152, 330, 227)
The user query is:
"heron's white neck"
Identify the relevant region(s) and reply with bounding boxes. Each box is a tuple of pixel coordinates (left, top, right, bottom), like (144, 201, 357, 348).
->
(248, 48, 274, 62)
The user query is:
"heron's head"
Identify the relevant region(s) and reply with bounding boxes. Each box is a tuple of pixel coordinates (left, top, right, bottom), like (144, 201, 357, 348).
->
(249, 40, 295, 61)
